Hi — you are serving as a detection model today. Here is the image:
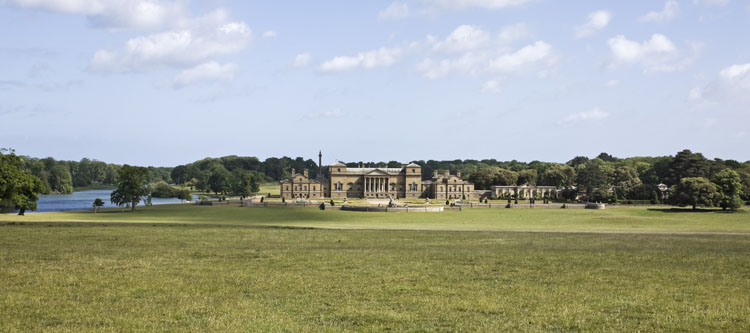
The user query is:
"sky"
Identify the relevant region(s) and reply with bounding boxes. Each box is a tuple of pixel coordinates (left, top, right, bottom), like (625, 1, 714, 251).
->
(1, 0, 749, 167)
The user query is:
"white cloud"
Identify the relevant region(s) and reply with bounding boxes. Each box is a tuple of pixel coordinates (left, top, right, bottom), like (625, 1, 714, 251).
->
(293, 53, 312, 68)
(575, 10, 612, 38)
(560, 108, 609, 124)
(688, 87, 703, 100)
(415, 23, 542, 79)
(319, 47, 402, 73)
(417, 40, 554, 79)
(304, 108, 347, 120)
(607, 34, 682, 71)
(719, 63, 750, 91)
(693, 0, 729, 6)
(171, 61, 237, 88)
(427, 0, 532, 10)
(688, 63, 750, 109)
(3, 0, 185, 29)
(488, 41, 555, 73)
(89, 18, 251, 72)
(640, 1, 679, 22)
(481, 79, 502, 93)
(605, 79, 619, 87)
(262, 30, 277, 38)
(496, 23, 531, 44)
(378, 2, 409, 20)
(432, 25, 491, 53)
(416, 52, 486, 79)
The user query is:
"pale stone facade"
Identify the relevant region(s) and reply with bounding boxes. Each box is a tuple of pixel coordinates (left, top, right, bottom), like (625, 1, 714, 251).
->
(280, 155, 476, 200)
(490, 184, 558, 199)
(328, 162, 423, 199)
(279, 168, 327, 199)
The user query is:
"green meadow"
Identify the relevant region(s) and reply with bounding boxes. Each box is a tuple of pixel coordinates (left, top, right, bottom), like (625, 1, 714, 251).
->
(1, 205, 749, 331)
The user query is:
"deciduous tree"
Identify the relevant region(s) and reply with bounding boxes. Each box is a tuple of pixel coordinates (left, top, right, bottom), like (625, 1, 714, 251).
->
(673, 177, 721, 210)
(110, 165, 150, 212)
(713, 169, 743, 211)
(0, 149, 45, 215)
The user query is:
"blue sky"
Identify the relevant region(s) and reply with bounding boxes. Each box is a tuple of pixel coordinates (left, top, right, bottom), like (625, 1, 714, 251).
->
(1, 0, 749, 166)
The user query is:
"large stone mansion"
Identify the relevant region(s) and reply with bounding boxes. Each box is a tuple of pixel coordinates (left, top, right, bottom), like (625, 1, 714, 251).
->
(280, 152, 477, 200)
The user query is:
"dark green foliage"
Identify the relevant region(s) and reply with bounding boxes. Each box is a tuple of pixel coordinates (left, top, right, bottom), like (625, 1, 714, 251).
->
(176, 189, 193, 202)
(673, 177, 721, 210)
(517, 169, 537, 185)
(576, 159, 609, 199)
(713, 169, 743, 211)
(110, 165, 151, 211)
(92, 198, 104, 213)
(151, 181, 178, 198)
(0, 149, 46, 214)
(667, 149, 711, 185)
(229, 169, 259, 197)
(651, 191, 660, 204)
(48, 164, 73, 194)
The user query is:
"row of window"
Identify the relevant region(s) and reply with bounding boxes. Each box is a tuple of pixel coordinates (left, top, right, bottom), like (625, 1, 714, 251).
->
(285, 186, 318, 191)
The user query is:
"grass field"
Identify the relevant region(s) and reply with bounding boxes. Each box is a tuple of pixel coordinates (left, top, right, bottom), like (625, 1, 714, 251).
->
(2, 206, 749, 331)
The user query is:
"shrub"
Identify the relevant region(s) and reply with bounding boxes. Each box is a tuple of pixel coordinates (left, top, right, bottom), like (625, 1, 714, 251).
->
(651, 191, 660, 204)
(151, 181, 178, 198)
(330, 199, 335, 206)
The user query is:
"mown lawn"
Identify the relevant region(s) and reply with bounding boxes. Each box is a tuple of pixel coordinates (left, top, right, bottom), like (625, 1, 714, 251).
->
(2, 204, 749, 234)
(1, 224, 749, 331)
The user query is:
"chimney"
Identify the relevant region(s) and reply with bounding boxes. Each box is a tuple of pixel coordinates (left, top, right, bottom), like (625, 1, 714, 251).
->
(291, 168, 295, 176)
(304, 169, 309, 177)
(444, 170, 450, 178)
(457, 171, 462, 178)
(433, 170, 438, 178)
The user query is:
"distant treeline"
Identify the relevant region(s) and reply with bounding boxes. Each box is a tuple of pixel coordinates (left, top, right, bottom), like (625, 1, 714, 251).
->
(21, 157, 171, 194)
(14, 150, 750, 205)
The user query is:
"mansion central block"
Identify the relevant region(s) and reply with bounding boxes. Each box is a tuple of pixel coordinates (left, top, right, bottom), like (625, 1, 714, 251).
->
(280, 162, 476, 201)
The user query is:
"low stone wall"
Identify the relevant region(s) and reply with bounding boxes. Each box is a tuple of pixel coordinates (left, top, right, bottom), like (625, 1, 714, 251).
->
(458, 203, 588, 209)
(340, 205, 445, 213)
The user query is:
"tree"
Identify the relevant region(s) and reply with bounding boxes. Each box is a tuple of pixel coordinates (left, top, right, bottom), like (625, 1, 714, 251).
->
(667, 149, 711, 186)
(48, 164, 73, 194)
(713, 169, 743, 211)
(612, 166, 642, 199)
(170, 165, 190, 185)
(229, 169, 258, 197)
(737, 169, 750, 202)
(208, 164, 230, 194)
(576, 159, 609, 200)
(151, 181, 178, 198)
(517, 169, 537, 186)
(92, 198, 104, 213)
(0, 149, 46, 215)
(110, 165, 150, 212)
(176, 189, 193, 203)
(651, 191, 660, 204)
(673, 177, 721, 210)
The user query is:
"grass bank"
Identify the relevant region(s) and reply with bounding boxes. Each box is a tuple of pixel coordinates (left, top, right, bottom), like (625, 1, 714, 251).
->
(1, 224, 749, 331)
(2, 205, 748, 234)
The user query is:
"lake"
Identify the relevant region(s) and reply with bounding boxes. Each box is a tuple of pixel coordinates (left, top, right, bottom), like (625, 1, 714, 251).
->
(33, 190, 198, 213)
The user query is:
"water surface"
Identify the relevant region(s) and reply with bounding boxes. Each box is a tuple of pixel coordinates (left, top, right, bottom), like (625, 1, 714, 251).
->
(34, 190, 196, 213)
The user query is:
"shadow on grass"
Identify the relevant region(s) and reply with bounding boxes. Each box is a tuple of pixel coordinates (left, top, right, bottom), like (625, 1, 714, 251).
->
(647, 208, 746, 214)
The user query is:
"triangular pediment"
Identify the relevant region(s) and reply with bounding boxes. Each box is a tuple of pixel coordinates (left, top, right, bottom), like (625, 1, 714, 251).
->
(365, 169, 390, 176)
